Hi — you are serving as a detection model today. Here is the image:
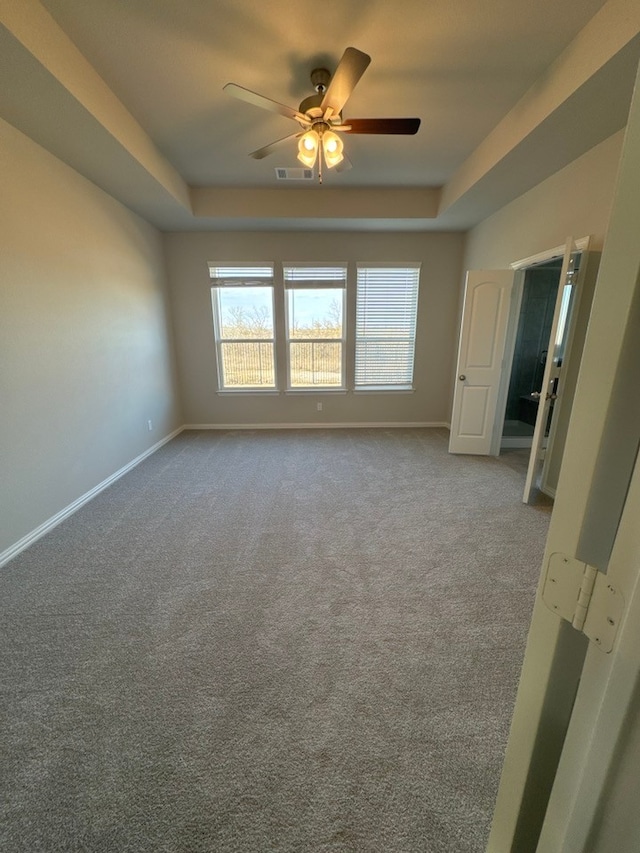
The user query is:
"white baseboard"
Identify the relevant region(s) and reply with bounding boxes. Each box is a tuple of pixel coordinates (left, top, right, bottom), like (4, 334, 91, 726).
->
(183, 422, 449, 430)
(1, 422, 448, 567)
(0, 427, 184, 569)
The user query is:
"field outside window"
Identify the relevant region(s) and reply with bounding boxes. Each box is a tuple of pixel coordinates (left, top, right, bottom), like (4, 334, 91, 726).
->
(209, 264, 276, 390)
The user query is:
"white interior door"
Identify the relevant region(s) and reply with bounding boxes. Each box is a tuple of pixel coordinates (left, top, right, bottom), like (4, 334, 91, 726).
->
(522, 239, 574, 502)
(535, 447, 640, 852)
(539, 248, 590, 496)
(487, 57, 640, 852)
(449, 270, 514, 455)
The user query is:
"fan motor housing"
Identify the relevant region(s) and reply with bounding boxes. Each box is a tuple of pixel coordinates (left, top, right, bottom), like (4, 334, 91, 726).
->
(299, 93, 324, 115)
(310, 67, 330, 92)
(299, 67, 333, 116)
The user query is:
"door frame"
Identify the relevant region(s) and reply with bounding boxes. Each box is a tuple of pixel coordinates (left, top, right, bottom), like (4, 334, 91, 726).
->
(493, 236, 590, 460)
(536, 442, 640, 851)
(522, 238, 577, 504)
(539, 247, 598, 498)
(451, 237, 590, 460)
(490, 236, 591, 466)
(486, 58, 640, 853)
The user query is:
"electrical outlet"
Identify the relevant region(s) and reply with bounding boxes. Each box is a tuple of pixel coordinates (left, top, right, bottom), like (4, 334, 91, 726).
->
(316, 402, 323, 412)
(147, 420, 153, 431)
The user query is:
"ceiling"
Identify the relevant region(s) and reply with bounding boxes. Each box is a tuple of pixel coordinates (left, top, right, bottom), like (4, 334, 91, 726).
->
(1, 0, 639, 231)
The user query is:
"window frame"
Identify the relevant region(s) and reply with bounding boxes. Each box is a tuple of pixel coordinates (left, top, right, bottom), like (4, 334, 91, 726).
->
(208, 264, 278, 392)
(283, 264, 348, 391)
(354, 263, 421, 391)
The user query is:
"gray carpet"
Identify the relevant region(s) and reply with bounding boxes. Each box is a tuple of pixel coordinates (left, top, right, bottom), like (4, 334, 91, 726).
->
(0, 428, 551, 852)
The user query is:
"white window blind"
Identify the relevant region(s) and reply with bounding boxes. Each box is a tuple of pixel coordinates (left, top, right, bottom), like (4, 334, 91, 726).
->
(283, 264, 347, 388)
(355, 265, 421, 388)
(208, 264, 274, 287)
(283, 264, 347, 288)
(208, 263, 276, 390)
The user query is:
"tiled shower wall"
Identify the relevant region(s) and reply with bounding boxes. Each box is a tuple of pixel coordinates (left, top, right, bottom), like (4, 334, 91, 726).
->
(505, 266, 560, 420)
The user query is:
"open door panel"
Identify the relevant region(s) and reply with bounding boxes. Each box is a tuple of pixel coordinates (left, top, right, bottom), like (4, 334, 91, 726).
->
(449, 269, 514, 455)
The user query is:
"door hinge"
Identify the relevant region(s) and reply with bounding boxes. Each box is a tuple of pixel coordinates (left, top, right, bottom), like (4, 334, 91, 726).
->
(542, 553, 624, 653)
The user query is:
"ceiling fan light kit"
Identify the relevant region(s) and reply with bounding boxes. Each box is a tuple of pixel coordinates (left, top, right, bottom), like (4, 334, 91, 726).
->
(322, 131, 344, 167)
(297, 129, 319, 168)
(297, 127, 344, 172)
(224, 47, 420, 183)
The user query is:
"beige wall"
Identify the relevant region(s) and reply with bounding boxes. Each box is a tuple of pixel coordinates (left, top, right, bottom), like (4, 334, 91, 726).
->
(0, 118, 182, 558)
(463, 129, 624, 271)
(0, 119, 625, 559)
(458, 130, 624, 469)
(163, 231, 464, 426)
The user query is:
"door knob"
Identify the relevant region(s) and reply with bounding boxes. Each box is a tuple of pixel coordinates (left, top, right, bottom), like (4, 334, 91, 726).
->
(459, 374, 466, 381)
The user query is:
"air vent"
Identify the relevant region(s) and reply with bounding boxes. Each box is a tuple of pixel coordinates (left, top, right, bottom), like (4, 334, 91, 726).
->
(275, 167, 314, 181)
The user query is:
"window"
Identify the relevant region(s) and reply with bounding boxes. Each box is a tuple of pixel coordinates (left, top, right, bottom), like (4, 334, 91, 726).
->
(283, 264, 347, 389)
(355, 264, 421, 389)
(209, 264, 276, 390)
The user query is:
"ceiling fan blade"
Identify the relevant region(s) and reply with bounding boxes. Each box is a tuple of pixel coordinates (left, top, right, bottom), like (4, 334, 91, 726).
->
(249, 132, 303, 160)
(224, 83, 307, 124)
(320, 47, 371, 115)
(344, 117, 421, 135)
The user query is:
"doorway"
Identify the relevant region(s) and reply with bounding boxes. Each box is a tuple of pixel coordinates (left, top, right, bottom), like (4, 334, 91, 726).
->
(449, 238, 596, 502)
(502, 248, 588, 504)
(501, 257, 564, 450)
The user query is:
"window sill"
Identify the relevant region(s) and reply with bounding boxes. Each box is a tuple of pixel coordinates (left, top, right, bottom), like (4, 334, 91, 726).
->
(285, 388, 347, 395)
(354, 387, 415, 394)
(216, 387, 414, 395)
(216, 389, 280, 395)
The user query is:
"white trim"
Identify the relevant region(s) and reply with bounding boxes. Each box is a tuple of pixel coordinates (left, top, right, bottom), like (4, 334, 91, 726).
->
(285, 281, 347, 389)
(0, 427, 184, 569)
(492, 269, 525, 455)
(183, 422, 448, 430)
(522, 239, 575, 504)
(284, 389, 347, 395)
(216, 389, 280, 395)
(0, 420, 449, 568)
(211, 284, 277, 391)
(354, 386, 414, 394)
(510, 237, 590, 270)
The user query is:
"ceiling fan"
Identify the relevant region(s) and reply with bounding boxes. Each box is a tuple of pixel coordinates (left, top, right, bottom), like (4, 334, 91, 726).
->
(223, 47, 420, 182)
